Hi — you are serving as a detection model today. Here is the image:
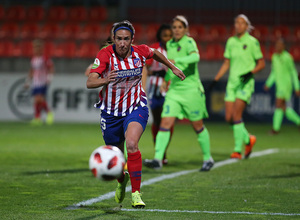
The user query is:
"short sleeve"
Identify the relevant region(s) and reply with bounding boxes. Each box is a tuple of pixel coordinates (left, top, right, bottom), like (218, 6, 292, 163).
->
(224, 39, 231, 59)
(252, 39, 263, 60)
(46, 58, 53, 69)
(146, 58, 154, 66)
(137, 44, 154, 60)
(186, 38, 198, 55)
(90, 49, 109, 77)
(43, 56, 53, 69)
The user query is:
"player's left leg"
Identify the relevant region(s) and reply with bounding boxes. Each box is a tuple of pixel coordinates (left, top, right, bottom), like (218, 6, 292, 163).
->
(124, 106, 148, 208)
(38, 86, 54, 125)
(191, 120, 214, 171)
(285, 102, 300, 127)
(125, 122, 145, 208)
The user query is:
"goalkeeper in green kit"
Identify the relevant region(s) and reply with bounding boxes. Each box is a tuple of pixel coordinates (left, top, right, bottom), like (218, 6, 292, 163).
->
(264, 39, 300, 134)
(144, 15, 214, 171)
(211, 14, 265, 159)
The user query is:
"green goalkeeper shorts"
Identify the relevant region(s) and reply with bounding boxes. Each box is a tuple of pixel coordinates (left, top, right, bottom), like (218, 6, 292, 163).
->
(276, 86, 293, 101)
(224, 78, 254, 104)
(161, 88, 209, 121)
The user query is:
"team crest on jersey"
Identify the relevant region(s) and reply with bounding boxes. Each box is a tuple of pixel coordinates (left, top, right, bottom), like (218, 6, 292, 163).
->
(92, 58, 100, 69)
(133, 58, 142, 67)
(114, 63, 119, 70)
(243, 44, 247, 50)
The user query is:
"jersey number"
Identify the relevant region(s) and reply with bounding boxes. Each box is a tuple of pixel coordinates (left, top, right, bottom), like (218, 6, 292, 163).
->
(101, 118, 106, 130)
(164, 105, 170, 114)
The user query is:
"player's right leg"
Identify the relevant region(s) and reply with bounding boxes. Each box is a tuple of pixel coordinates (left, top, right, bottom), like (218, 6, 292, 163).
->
(31, 94, 43, 125)
(144, 97, 180, 169)
(233, 82, 255, 159)
(192, 120, 214, 171)
(144, 116, 176, 169)
(271, 98, 285, 134)
(150, 97, 173, 165)
(232, 99, 249, 159)
(99, 111, 128, 204)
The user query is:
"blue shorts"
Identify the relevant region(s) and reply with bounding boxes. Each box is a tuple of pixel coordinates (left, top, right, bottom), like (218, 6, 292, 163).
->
(32, 85, 47, 96)
(149, 96, 165, 110)
(100, 106, 149, 146)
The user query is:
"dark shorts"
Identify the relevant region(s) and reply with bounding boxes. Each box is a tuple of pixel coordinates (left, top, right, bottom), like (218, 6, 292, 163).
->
(100, 106, 149, 146)
(32, 85, 47, 96)
(149, 96, 165, 110)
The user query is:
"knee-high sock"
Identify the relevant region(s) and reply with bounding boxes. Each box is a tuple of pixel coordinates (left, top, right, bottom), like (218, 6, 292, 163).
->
(233, 121, 246, 153)
(230, 121, 249, 145)
(127, 151, 142, 193)
(41, 101, 49, 112)
(151, 124, 159, 144)
(154, 129, 171, 161)
(285, 107, 300, 126)
(242, 125, 250, 144)
(196, 127, 211, 161)
(34, 102, 42, 119)
(273, 108, 284, 131)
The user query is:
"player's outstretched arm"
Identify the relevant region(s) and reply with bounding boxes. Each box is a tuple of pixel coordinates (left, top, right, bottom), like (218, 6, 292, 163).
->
(208, 59, 230, 90)
(251, 58, 265, 74)
(152, 49, 185, 81)
(214, 59, 230, 81)
(86, 70, 118, 89)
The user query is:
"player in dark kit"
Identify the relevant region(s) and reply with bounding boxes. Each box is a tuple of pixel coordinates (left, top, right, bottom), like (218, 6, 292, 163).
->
(86, 20, 185, 208)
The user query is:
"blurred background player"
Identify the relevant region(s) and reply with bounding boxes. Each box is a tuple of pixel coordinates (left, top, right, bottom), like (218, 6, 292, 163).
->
(211, 14, 265, 159)
(146, 24, 173, 165)
(86, 20, 185, 208)
(144, 15, 214, 171)
(264, 39, 300, 134)
(25, 39, 54, 125)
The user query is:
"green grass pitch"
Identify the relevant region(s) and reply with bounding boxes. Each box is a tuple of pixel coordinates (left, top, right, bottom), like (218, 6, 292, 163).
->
(0, 121, 299, 219)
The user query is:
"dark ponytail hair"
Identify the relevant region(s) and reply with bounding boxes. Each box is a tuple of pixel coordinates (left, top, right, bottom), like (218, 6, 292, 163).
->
(156, 24, 171, 42)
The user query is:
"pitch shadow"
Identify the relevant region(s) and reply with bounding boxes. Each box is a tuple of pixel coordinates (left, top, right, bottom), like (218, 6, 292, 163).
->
(23, 168, 89, 175)
(265, 173, 300, 179)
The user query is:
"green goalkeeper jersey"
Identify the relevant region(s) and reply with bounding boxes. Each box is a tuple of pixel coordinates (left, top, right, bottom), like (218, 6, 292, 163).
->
(266, 50, 299, 92)
(165, 35, 204, 93)
(224, 32, 263, 85)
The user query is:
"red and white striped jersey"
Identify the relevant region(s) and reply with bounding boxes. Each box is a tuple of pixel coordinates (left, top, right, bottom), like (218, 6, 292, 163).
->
(91, 44, 154, 116)
(146, 42, 168, 99)
(30, 55, 53, 87)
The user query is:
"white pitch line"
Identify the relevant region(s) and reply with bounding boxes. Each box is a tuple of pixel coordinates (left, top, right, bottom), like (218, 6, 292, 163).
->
(66, 148, 278, 210)
(120, 208, 300, 216)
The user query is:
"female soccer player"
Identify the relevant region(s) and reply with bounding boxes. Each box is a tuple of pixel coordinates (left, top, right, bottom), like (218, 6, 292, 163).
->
(26, 39, 54, 125)
(264, 39, 300, 134)
(146, 24, 173, 164)
(86, 20, 185, 208)
(211, 14, 265, 159)
(144, 15, 214, 171)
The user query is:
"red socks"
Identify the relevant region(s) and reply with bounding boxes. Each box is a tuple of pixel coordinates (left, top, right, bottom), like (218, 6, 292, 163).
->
(127, 150, 142, 193)
(34, 102, 42, 118)
(151, 124, 159, 143)
(34, 101, 49, 119)
(41, 101, 49, 112)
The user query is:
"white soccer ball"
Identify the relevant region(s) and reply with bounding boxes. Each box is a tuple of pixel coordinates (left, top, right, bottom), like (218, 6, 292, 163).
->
(89, 145, 125, 181)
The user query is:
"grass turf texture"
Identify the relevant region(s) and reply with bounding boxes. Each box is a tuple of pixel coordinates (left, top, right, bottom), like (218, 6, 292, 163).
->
(0, 122, 299, 219)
